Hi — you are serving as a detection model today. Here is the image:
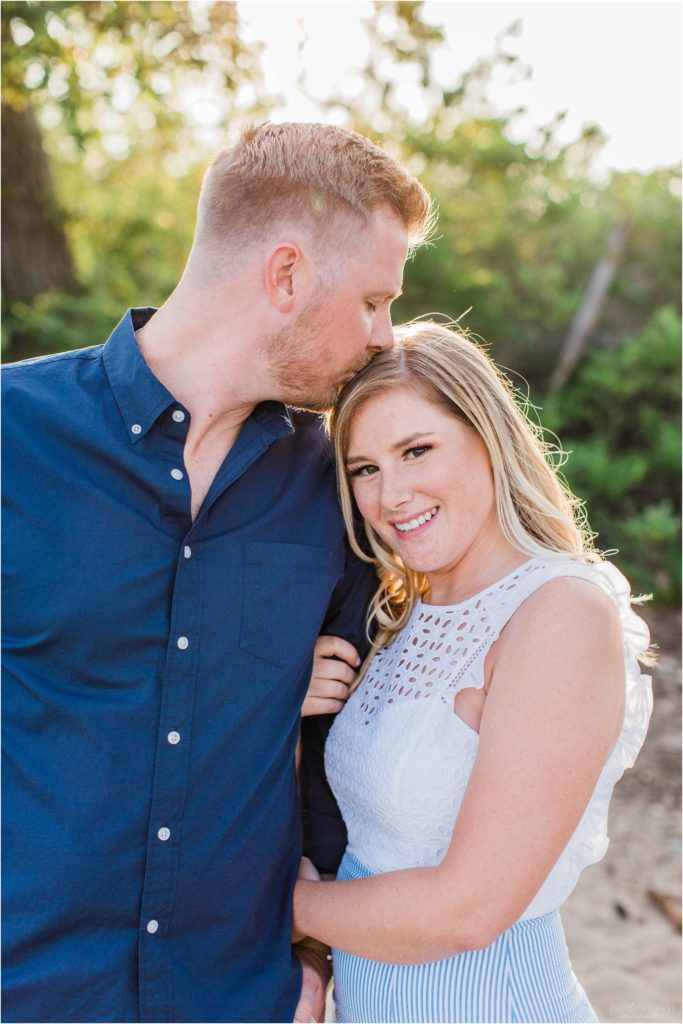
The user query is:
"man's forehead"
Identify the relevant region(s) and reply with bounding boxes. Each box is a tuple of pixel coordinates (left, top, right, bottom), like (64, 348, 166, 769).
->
(350, 222, 408, 280)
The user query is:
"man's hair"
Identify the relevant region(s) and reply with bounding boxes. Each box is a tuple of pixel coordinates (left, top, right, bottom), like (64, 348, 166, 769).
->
(193, 122, 433, 273)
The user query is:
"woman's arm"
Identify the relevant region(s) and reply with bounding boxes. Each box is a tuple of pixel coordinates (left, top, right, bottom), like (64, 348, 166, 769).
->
(293, 577, 625, 963)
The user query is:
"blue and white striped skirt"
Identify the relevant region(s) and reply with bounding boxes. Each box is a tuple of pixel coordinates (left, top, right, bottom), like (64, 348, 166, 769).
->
(332, 851, 597, 1024)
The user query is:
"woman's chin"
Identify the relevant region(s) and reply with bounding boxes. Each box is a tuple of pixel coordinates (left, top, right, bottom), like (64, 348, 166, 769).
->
(397, 552, 443, 575)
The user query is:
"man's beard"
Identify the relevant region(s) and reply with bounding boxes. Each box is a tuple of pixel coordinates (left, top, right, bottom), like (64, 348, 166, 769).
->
(263, 297, 367, 412)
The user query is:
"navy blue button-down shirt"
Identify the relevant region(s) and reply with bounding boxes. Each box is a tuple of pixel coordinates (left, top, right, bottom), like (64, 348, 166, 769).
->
(2, 309, 374, 1023)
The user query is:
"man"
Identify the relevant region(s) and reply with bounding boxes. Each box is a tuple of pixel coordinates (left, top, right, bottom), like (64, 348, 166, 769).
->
(2, 122, 431, 1023)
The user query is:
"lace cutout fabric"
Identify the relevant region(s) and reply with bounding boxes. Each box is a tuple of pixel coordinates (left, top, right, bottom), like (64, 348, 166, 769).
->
(325, 556, 652, 920)
(356, 560, 545, 726)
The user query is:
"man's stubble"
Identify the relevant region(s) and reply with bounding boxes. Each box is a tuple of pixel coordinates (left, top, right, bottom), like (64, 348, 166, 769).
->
(263, 291, 369, 413)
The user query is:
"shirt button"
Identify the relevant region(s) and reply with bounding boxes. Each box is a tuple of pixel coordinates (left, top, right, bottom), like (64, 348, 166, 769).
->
(131, 424, 142, 435)
(183, 545, 192, 559)
(146, 919, 159, 934)
(157, 827, 171, 841)
(167, 731, 181, 745)
(172, 409, 186, 423)
(177, 636, 189, 650)
(170, 468, 184, 481)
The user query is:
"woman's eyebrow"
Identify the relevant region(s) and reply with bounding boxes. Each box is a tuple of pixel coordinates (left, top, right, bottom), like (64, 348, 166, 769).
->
(390, 431, 435, 451)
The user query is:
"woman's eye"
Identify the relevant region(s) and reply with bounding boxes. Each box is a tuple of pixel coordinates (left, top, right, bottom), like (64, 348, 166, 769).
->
(349, 463, 378, 478)
(365, 301, 377, 313)
(404, 445, 431, 460)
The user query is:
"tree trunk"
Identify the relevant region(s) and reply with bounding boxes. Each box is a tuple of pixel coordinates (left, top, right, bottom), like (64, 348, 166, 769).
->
(1, 102, 76, 304)
(549, 220, 631, 391)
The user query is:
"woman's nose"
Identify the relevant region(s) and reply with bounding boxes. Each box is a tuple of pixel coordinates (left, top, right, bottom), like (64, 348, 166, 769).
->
(380, 472, 412, 511)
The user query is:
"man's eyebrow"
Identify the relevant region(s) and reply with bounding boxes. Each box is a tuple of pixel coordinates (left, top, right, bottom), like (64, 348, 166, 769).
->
(346, 432, 435, 465)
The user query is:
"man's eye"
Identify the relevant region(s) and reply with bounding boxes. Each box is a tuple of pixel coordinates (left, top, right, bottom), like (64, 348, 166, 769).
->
(349, 463, 378, 478)
(365, 302, 377, 313)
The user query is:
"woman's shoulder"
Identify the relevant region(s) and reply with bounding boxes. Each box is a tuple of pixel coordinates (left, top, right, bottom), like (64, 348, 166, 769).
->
(488, 555, 650, 678)
(505, 556, 646, 638)
(493, 569, 621, 679)
(514, 566, 619, 634)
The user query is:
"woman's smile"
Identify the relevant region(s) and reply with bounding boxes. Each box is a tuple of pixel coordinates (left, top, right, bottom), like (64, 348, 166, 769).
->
(391, 506, 439, 535)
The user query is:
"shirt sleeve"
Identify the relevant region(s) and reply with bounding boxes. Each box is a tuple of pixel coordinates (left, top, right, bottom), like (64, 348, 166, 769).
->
(299, 539, 378, 874)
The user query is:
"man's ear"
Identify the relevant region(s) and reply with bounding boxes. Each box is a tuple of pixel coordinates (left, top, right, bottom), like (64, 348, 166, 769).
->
(264, 242, 312, 313)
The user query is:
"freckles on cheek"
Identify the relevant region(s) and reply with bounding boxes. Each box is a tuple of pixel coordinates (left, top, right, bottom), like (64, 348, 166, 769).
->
(351, 481, 377, 526)
(350, 479, 365, 514)
(351, 484, 367, 515)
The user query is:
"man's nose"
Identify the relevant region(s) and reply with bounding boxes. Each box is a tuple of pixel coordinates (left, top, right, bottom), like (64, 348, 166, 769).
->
(370, 309, 394, 353)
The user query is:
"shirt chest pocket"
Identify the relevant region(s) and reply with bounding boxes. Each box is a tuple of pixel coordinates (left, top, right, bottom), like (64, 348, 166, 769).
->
(240, 541, 341, 669)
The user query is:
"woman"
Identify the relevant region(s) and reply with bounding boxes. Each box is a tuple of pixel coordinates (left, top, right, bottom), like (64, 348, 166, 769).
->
(296, 321, 652, 1023)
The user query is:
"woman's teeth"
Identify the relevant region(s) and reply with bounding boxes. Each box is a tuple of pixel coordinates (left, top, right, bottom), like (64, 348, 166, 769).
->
(394, 507, 438, 533)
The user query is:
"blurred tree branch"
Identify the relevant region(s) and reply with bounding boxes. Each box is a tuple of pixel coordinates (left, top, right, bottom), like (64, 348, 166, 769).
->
(549, 220, 631, 391)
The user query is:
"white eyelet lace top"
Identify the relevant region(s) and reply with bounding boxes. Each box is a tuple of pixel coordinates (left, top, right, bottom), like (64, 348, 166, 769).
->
(325, 556, 652, 921)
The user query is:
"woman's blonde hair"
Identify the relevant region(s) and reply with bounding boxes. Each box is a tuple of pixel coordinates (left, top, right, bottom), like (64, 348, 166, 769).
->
(329, 321, 600, 658)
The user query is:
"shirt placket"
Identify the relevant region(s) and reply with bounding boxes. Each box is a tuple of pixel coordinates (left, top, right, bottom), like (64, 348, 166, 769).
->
(134, 403, 294, 1021)
(138, 407, 202, 1022)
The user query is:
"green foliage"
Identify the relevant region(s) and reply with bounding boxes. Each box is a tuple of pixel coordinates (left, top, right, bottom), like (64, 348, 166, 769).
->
(2, 0, 266, 357)
(540, 307, 682, 603)
(393, 128, 681, 387)
(2, 0, 681, 603)
(62, 154, 203, 304)
(2, 289, 120, 359)
(2, 1, 268, 159)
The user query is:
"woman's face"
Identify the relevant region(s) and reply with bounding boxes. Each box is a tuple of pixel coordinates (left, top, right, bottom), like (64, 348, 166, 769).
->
(345, 385, 506, 596)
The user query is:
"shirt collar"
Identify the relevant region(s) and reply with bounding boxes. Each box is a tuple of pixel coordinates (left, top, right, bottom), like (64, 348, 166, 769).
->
(103, 308, 177, 444)
(251, 401, 295, 440)
(103, 308, 295, 444)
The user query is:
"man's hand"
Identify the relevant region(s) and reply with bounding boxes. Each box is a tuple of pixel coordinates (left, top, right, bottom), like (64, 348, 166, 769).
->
(293, 939, 331, 1024)
(293, 858, 329, 1022)
(298, 855, 320, 882)
(301, 635, 360, 717)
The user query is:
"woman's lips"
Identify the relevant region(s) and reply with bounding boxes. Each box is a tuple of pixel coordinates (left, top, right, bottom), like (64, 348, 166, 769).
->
(391, 506, 439, 537)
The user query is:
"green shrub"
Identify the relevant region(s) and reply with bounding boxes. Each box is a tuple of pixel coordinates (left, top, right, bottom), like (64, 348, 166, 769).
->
(541, 306, 681, 603)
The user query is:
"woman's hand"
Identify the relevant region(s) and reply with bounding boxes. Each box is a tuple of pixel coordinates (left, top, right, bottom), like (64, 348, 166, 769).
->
(301, 635, 360, 717)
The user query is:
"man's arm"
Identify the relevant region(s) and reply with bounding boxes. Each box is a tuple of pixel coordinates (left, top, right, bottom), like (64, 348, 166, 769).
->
(292, 856, 329, 1023)
(294, 542, 376, 1020)
(299, 540, 377, 873)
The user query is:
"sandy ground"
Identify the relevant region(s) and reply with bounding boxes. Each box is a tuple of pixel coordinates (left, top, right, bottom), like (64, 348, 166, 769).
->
(325, 606, 682, 1024)
(562, 606, 682, 1024)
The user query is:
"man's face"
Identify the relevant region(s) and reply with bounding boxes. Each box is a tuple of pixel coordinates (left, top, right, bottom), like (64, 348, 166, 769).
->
(267, 205, 410, 410)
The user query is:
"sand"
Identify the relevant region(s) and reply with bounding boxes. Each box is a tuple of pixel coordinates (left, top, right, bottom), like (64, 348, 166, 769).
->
(562, 606, 682, 1024)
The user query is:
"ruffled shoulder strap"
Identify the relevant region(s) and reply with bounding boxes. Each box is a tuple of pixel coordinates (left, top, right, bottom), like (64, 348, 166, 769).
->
(521, 558, 652, 778)
(449, 557, 653, 755)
